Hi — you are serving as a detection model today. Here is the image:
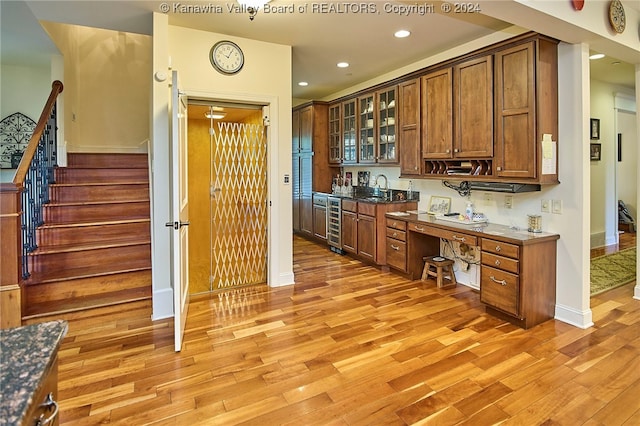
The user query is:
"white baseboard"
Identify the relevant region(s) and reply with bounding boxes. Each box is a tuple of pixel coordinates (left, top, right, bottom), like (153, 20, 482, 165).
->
(590, 232, 605, 248)
(634, 284, 640, 300)
(270, 272, 295, 287)
(554, 303, 594, 329)
(152, 288, 174, 321)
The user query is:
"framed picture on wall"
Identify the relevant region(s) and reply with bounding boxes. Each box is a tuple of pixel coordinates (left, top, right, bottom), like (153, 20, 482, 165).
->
(590, 118, 600, 140)
(590, 143, 601, 161)
(427, 196, 451, 215)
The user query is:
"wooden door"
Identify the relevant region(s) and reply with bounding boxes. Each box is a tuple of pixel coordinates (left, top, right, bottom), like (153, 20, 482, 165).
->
(399, 78, 421, 175)
(422, 68, 453, 159)
(494, 42, 536, 179)
(454, 55, 493, 158)
(170, 71, 189, 352)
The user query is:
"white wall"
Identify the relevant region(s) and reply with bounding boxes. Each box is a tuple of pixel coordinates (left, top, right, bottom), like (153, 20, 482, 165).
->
(41, 22, 152, 153)
(0, 63, 52, 182)
(151, 13, 293, 319)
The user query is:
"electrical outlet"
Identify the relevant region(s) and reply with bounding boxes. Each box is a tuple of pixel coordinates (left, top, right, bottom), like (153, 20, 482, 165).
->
(483, 192, 493, 205)
(504, 195, 513, 209)
(541, 199, 550, 213)
(552, 199, 563, 214)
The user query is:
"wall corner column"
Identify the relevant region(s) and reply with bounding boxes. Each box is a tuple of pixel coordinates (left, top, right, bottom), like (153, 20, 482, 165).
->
(0, 183, 23, 328)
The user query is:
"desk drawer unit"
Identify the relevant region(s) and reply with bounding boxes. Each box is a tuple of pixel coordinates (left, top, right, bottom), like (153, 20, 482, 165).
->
(386, 218, 408, 271)
(481, 238, 521, 317)
(408, 223, 477, 246)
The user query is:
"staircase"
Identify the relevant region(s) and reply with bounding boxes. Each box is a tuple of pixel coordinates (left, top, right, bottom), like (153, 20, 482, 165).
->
(22, 153, 152, 323)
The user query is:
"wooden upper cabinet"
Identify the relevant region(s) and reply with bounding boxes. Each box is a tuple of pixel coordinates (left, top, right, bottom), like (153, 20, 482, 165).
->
(342, 99, 357, 164)
(297, 105, 314, 152)
(422, 68, 453, 159)
(399, 78, 421, 175)
(494, 42, 535, 179)
(376, 86, 398, 164)
(454, 55, 493, 158)
(328, 103, 342, 164)
(358, 93, 376, 163)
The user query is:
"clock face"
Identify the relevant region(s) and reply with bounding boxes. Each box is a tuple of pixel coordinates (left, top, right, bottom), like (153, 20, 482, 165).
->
(210, 41, 244, 75)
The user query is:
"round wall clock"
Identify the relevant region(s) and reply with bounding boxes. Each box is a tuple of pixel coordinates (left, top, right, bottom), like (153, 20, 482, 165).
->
(608, 0, 626, 34)
(210, 41, 244, 75)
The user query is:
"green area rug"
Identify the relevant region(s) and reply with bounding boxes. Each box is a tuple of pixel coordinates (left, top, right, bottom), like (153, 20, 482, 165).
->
(590, 248, 637, 296)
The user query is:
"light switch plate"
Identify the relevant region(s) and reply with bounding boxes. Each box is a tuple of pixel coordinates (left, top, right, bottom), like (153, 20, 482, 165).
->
(552, 199, 562, 214)
(541, 199, 550, 213)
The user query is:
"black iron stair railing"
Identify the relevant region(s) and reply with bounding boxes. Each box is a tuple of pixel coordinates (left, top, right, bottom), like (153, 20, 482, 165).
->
(13, 80, 64, 279)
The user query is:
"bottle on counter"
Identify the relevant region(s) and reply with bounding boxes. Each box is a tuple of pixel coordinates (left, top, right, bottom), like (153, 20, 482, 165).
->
(465, 201, 474, 221)
(407, 180, 413, 199)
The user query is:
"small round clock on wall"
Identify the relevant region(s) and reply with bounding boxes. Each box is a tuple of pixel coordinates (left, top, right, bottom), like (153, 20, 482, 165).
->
(210, 40, 244, 75)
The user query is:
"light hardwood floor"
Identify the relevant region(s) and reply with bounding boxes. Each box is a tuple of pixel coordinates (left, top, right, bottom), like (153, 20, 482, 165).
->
(57, 235, 639, 425)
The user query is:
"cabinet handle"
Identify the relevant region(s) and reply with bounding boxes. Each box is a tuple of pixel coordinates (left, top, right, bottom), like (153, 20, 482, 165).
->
(489, 276, 507, 286)
(391, 244, 400, 251)
(392, 221, 397, 227)
(414, 225, 425, 232)
(495, 246, 501, 252)
(392, 232, 398, 237)
(495, 259, 501, 266)
(454, 148, 459, 153)
(414, 166, 418, 170)
(36, 393, 59, 426)
(452, 235, 466, 242)
(497, 166, 502, 171)
(446, 149, 450, 153)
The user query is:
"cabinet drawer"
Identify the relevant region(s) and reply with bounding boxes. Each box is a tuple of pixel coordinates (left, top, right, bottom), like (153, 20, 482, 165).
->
(357, 202, 376, 216)
(386, 238, 407, 271)
(409, 223, 477, 245)
(480, 266, 519, 316)
(481, 238, 519, 259)
(386, 227, 406, 242)
(386, 218, 407, 231)
(481, 252, 519, 274)
(342, 199, 357, 212)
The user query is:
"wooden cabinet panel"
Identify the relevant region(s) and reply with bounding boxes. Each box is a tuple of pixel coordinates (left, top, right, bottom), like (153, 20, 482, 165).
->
(342, 210, 357, 254)
(313, 204, 327, 241)
(358, 94, 376, 163)
(494, 42, 536, 179)
(481, 238, 519, 258)
(482, 252, 519, 274)
(454, 56, 493, 158)
(386, 238, 406, 271)
(399, 79, 421, 176)
(386, 218, 407, 232)
(386, 227, 406, 241)
(422, 68, 453, 159)
(357, 214, 376, 261)
(377, 86, 398, 164)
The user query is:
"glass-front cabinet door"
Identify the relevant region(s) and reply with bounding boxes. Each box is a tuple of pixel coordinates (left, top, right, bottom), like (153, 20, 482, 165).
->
(358, 94, 376, 163)
(328, 103, 342, 164)
(377, 87, 397, 163)
(342, 99, 357, 164)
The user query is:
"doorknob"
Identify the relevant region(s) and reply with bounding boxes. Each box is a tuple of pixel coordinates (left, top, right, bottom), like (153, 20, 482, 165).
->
(165, 221, 190, 230)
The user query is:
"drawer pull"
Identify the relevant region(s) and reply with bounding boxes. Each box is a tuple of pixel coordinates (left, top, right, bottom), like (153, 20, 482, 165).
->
(392, 232, 398, 237)
(390, 244, 400, 251)
(495, 259, 501, 266)
(452, 235, 466, 242)
(36, 393, 59, 426)
(392, 221, 397, 227)
(414, 225, 425, 232)
(495, 246, 501, 252)
(489, 275, 507, 286)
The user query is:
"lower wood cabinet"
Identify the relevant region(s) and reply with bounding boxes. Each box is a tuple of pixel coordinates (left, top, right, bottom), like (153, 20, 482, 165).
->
(386, 219, 407, 272)
(312, 193, 328, 241)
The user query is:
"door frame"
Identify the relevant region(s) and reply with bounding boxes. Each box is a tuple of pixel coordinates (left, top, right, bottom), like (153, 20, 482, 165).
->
(186, 89, 277, 286)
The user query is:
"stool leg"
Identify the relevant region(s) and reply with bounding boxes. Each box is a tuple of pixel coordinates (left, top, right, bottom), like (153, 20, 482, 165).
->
(436, 266, 444, 288)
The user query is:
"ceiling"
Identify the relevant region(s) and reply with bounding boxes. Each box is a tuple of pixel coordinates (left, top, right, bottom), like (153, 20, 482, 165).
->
(2, 0, 638, 101)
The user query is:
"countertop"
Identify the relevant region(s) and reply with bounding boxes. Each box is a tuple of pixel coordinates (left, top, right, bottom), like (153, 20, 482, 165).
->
(387, 212, 559, 244)
(0, 320, 68, 425)
(314, 190, 419, 204)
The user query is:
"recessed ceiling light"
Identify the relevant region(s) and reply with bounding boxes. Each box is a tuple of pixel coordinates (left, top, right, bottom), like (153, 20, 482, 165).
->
(298, 81, 308, 86)
(337, 62, 349, 68)
(589, 53, 605, 60)
(394, 30, 411, 38)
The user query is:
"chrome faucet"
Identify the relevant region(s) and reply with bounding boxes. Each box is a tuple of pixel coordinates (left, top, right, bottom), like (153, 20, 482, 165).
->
(375, 174, 388, 191)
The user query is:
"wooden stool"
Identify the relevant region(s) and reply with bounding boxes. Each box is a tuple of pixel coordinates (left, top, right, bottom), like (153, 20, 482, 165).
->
(421, 256, 457, 289)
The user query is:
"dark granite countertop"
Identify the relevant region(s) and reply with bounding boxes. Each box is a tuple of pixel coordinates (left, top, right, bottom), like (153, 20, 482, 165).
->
(0, 320, 68, 425)
(386, 212, 559, 245)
